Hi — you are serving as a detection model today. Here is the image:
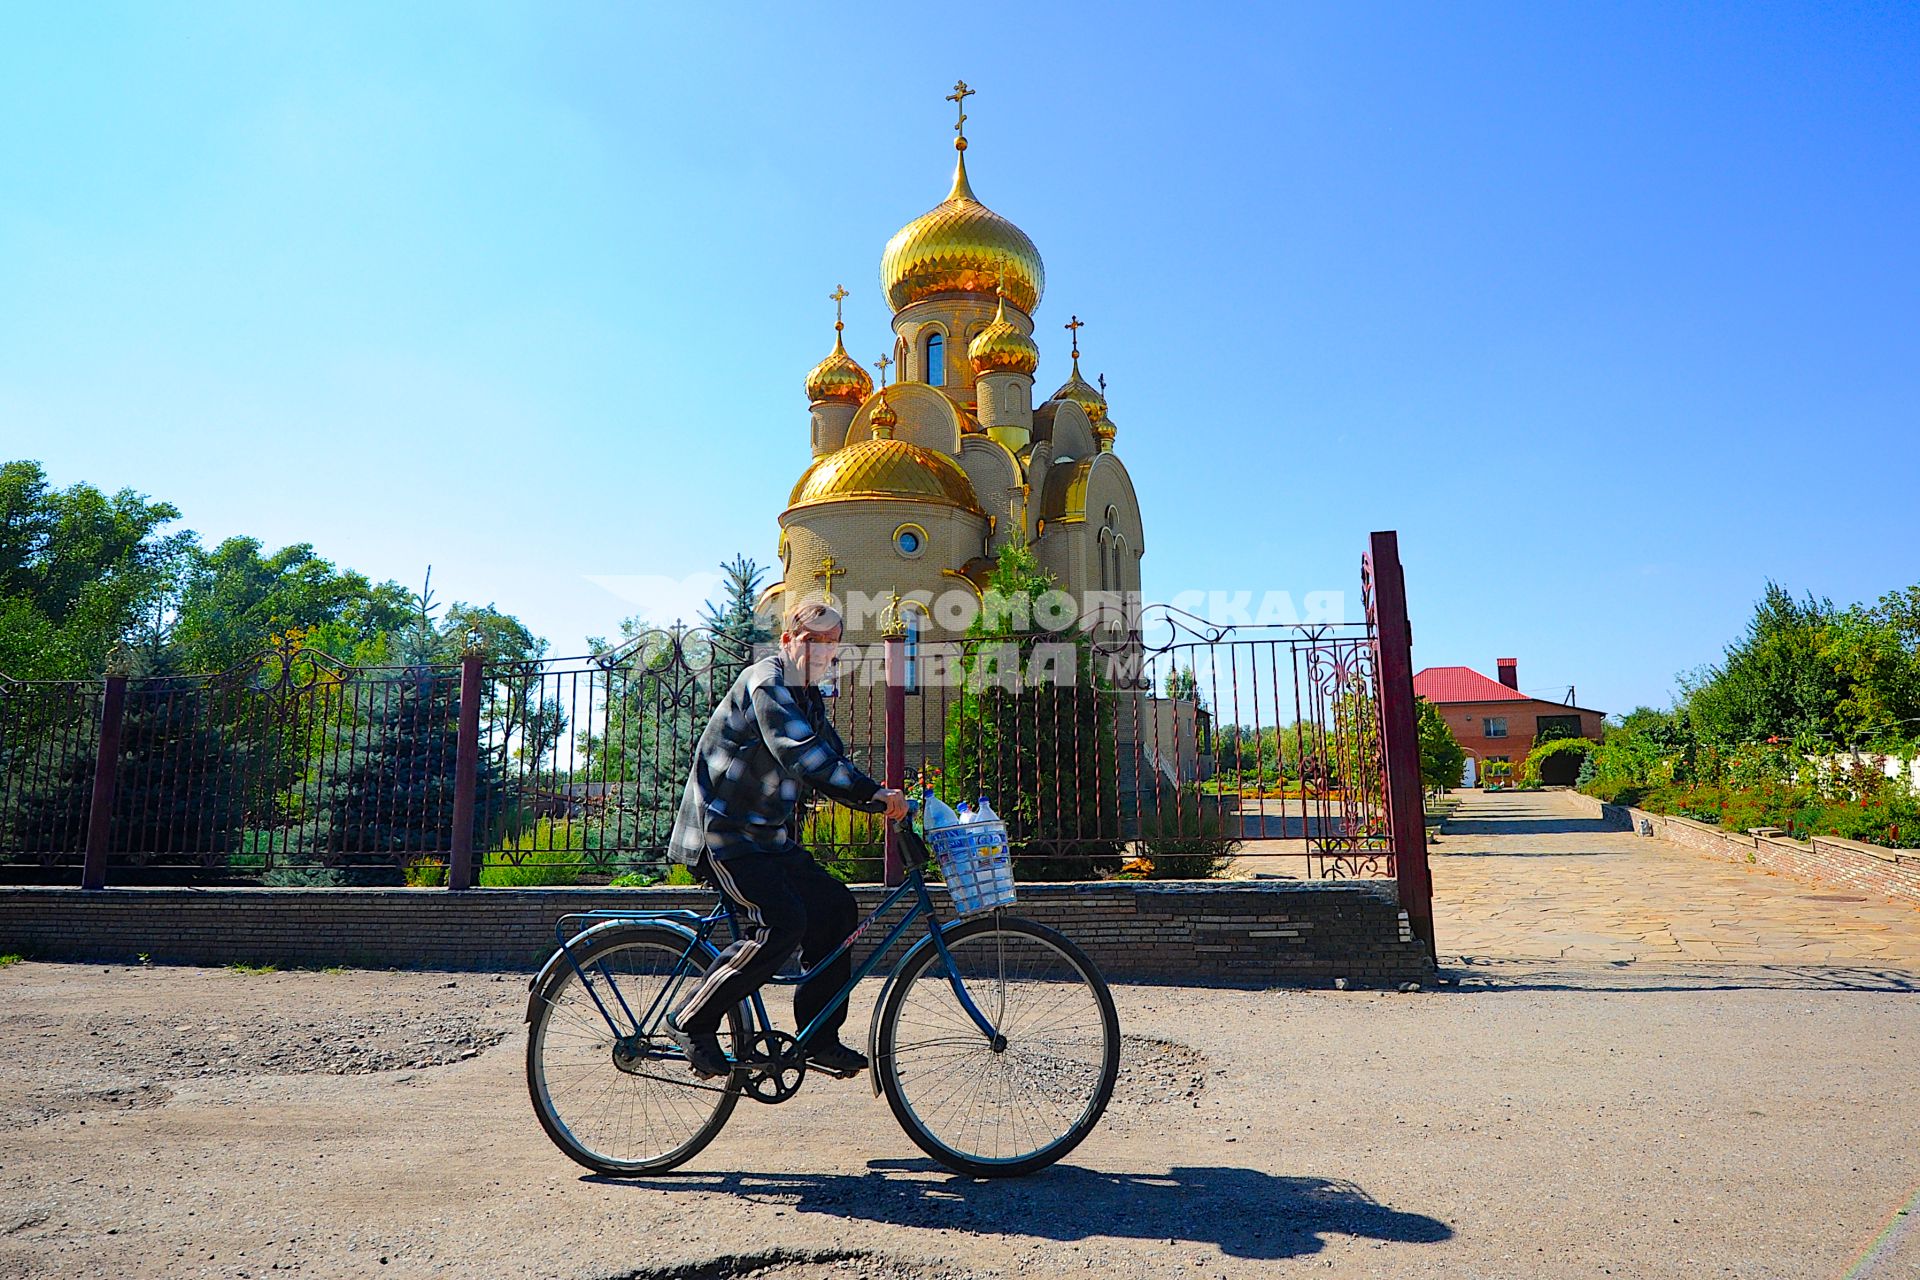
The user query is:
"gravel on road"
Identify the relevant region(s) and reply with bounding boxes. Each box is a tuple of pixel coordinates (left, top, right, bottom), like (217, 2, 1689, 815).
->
(3, 958, 1919, 1279)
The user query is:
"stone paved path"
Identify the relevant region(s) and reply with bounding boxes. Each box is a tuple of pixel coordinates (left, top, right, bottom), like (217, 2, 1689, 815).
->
(1430, 787, 1920, 969)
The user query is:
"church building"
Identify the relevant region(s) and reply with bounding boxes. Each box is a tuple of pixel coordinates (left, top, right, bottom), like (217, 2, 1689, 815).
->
(762, 83, 1146, 646)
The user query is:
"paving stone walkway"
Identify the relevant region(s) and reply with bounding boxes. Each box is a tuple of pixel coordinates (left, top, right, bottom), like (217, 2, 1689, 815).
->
(1430, 787, 1920, 969)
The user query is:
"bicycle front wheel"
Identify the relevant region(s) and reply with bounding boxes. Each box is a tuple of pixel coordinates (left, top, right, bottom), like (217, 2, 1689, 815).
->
(526, 924, 744, 1175)
(876, 914, 1119, 1178)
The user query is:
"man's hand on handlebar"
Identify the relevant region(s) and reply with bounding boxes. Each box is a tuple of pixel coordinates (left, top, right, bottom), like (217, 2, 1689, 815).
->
(876, 788, 911, 822)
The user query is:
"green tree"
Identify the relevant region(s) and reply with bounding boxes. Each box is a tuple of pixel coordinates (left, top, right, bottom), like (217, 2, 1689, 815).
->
(575, 558, 765, 874)
(301, 672, 504, 882)
(942, 540, 1121, 879)
(6, 669, 250, 874)
(0, 460, 191, 678)
(1680, 582, 1920, 748)
(1415, 695, 1466, 792)
(699, 554, 773, 651)
(167, 537, 413, 673)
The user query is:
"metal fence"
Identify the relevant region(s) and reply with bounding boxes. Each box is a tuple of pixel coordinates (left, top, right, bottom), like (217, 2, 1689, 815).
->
(0, 533, 1433, 954)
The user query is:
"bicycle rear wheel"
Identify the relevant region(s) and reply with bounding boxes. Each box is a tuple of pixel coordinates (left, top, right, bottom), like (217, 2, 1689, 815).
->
(526, 924, 744, 1175)
(876, 914, 1119, 1178)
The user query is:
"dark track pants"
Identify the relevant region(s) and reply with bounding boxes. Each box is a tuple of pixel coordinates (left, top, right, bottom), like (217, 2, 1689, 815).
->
(674, 847, 858, 1045)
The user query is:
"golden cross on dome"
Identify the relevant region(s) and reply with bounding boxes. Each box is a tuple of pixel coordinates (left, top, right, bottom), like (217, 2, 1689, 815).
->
(946, 80, 974, 147)
(873, 353, 891, 387)
(815, 556, 846, 604)
(829, 284, 849, 330)
(1065, 314, 1084, 360)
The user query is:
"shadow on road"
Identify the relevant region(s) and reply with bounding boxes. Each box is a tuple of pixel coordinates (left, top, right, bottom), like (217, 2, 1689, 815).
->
(601, 1162, 1451, 1261)
(1431, 847, 1634, 858)
(1440, 816, 1631, 837)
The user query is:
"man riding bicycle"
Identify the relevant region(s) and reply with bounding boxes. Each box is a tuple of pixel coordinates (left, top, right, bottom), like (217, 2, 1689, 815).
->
(664, 601, 911, 1080)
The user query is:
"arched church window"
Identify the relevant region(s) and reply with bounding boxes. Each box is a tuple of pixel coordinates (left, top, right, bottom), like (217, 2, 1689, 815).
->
(1099, 510, 1123, 596)
(925, 333, 945, 386)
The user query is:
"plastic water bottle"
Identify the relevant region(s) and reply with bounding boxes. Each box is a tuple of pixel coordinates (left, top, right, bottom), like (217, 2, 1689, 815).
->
(922, 790, 961, 832)
(972, 796, 1000, 825)
(956, 801, 975, 823)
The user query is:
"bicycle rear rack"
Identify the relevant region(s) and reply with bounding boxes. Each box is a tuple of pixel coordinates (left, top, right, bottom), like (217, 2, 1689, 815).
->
(553, 906, 726, 948)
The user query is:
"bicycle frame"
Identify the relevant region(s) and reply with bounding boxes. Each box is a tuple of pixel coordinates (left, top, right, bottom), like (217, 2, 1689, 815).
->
(549, 864, 1001, 1056)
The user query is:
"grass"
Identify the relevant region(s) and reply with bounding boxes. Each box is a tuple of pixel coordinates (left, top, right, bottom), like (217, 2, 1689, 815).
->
(0, 953, 22, 968)
(481, 818, 589, 887)
(225, 961, 279, 975)
(479, 845, 583, 888)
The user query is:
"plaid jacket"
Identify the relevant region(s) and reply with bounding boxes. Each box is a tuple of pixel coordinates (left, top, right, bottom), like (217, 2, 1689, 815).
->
(667, 654, 881, 865)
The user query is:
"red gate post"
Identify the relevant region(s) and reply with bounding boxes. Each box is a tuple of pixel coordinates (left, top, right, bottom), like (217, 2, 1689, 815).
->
(447, 650, 484, 891)
(81, 672, 129, 890)
(1369, 530, 1436, 963)
(881, 619, 908, 888)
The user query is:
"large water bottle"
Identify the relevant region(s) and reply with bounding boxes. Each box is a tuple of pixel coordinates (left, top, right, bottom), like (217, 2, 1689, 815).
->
(921, 790, 961, 832)
(972, 795, 1000, 825)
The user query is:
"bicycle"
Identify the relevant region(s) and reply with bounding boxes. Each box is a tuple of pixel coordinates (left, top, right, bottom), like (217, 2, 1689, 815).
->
(524, 816, 1120, 1179)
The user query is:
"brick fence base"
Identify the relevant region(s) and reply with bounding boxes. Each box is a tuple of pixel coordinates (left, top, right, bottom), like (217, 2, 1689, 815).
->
(0, 880, 1432, 986)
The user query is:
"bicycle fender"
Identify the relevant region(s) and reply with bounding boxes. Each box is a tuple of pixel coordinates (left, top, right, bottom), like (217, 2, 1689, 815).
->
(524, 918, 709, 1023)
(864, 927, 947, 1097)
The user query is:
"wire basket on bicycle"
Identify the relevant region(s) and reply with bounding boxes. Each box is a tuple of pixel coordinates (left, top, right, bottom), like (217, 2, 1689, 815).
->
(923, 817, 1016, 915)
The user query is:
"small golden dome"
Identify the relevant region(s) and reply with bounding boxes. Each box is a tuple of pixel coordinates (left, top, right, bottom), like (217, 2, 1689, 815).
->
(1046, 356, 1107, 425)
(881, 152, 1045, 314)
(805, 331, 873, 405)
(870, 387, 900, 435)
(787, 431, 984, 516)
(1093, 414, 1116, 452)
(968, 293, 1040, 377)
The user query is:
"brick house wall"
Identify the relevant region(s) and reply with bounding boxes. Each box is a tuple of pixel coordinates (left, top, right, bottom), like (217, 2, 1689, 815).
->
(1441, 700, 1605, 769)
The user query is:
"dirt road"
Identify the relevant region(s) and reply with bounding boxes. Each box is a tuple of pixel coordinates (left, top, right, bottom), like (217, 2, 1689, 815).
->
(3, 953, 1918, 1279)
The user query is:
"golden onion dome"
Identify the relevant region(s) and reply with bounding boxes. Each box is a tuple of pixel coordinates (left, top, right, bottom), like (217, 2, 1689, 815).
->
(880, 150, 1045, 314)
(1093, 413, 1116, 452)
(870, 386, 900, 434)
(804, 330, 873, 405)
(968, 292, 1040, 377)
(787, 428, 984, 516)
(1046, 355, 1107, 425)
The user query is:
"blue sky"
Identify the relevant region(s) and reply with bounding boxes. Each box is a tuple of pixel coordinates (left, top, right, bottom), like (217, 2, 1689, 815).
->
(3, 2, 1916, 713)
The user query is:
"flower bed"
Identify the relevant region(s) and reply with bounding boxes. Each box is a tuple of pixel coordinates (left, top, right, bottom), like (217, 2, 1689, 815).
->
(1582, 777, 1919, 849)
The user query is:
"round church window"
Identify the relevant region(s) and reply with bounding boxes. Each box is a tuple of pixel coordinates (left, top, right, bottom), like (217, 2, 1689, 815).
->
(894, 524, 926, 558)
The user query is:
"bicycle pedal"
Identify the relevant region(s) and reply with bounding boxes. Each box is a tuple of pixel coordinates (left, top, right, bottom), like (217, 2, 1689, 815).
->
(812, 1062, 863, 1079)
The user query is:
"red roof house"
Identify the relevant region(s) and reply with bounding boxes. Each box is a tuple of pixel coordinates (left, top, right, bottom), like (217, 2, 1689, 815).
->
(1413, 658, 1604, 784)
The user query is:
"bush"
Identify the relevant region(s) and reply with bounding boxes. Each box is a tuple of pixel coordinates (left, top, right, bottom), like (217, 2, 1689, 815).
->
(1582, 777, 1651, 808)
(1520, 737, 1594, 787)
(802, 804, 887, 883)
(1133, 786, 1239, 879)
(404, 857, 447, 887)
(610, 863, 699, 888)
(1416, 697, 1467, 791)
(261, 865, 348, 887)
(1600, 777, 1920, 849)
(480, 818, 586, 887)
